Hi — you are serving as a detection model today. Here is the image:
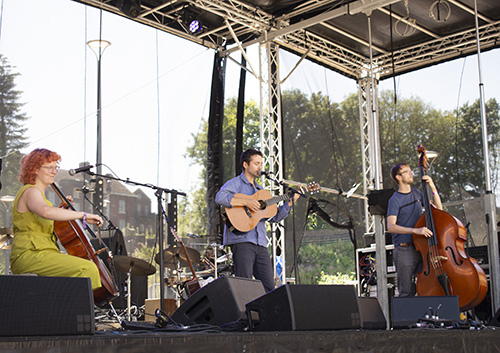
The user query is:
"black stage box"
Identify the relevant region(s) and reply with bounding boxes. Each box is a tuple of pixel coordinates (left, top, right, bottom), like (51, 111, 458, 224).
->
(0, 275, 95, 336)
(392, 295, 460, 328)
(246, 284, 361, 331)
(358, 296, 387, 329)
(171, 276, 265, 326)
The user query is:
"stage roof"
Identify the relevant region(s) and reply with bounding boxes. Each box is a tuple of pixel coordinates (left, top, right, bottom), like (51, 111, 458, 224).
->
(74, 0, 500, 80)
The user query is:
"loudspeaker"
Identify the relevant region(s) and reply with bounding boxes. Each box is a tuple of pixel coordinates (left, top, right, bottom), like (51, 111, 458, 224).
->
(171, 276, 265, 326)
(246, 284, 361, 331)
(358, 297, 387, 329)
(391, 296, 460, 328)
(488, 308, 500, 327)
(367, 189, 395, 215)
(0, 275, 95, 336)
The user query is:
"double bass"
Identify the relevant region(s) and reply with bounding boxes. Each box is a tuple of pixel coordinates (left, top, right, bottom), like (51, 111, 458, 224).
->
(412, 145, 487, 311)
(51, 183, 118, 306)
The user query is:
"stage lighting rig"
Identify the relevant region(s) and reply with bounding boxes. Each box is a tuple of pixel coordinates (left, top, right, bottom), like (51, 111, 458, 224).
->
(189, 19, 203, 34)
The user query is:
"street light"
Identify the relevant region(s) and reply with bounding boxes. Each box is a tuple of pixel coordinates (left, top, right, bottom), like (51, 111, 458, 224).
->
(0, 195, 15, 227)
(87, 39, 111, 214)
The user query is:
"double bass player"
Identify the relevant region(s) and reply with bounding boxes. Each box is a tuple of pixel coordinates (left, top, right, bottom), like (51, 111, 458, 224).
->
(387, 163, 443, 297)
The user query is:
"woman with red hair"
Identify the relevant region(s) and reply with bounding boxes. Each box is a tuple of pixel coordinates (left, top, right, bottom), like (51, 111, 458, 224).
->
(10, 148, 104, 290)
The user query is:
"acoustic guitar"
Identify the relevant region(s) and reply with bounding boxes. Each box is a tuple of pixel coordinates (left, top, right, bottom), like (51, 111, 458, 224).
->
(224, 182, 319, 232)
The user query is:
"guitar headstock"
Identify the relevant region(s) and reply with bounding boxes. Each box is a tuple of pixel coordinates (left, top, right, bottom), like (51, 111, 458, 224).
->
(305, 182, 320, 194)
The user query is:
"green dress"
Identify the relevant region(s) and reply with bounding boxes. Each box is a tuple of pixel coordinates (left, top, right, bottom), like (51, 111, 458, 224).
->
(10, 184, 102, 290)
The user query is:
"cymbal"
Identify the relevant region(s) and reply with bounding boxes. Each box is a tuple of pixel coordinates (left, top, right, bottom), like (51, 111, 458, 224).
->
(155, 245, 200, 268)
(113, 255, 156, 276)
(0, 234, 13, 250)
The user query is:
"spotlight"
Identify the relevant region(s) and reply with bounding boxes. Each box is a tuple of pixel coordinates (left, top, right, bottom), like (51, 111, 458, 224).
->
(189, 19, 203, 34)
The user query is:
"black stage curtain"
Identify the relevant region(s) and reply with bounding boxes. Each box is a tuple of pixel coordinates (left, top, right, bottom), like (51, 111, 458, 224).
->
(206, 51, 226, 239)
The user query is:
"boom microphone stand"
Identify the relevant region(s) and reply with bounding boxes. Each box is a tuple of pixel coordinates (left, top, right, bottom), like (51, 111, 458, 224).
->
(82, 170, 186, 312)
(263, 173, 306, 284)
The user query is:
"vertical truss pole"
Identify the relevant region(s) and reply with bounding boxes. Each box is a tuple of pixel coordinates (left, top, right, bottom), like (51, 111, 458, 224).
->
(473, 0, 499, 313)
(259, 40, 286, 286)
(358, 78, 375, 236)
(358, 14, 389, 327)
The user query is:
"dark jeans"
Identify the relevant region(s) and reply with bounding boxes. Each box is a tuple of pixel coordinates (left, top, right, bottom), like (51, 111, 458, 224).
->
(393, 244, 422, 297)
(230, 242, 275, 292)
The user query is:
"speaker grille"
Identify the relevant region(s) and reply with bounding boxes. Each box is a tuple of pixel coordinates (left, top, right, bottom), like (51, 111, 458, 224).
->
(0, 275, 95, 336)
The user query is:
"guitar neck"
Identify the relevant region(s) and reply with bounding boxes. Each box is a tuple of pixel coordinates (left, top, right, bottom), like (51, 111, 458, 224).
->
(266, 193, 291, 206)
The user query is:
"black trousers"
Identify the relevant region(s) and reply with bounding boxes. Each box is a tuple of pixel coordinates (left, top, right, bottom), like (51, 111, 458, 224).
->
(230, 242, 275, 292)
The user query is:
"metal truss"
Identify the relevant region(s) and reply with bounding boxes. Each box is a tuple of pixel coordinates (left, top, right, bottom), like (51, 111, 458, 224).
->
(358, 76, 377, 236)
(258, 42, 286, 285)
(375, 20, 500, 78)
(75, 1, 500, 81)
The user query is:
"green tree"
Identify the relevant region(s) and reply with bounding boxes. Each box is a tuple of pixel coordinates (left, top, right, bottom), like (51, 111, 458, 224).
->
(182, 88, 500, 283)
(379, 91, 500, 200)
(179, 98, 261, 237)
(0, 55, 29, 225)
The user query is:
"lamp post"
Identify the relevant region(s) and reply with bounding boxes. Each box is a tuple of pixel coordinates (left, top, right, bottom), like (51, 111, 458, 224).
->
(0, 195, 14, 227)
(87, 39, 111, 214)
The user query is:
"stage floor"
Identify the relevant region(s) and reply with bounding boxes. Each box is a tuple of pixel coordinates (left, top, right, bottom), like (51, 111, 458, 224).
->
(1, 327, 499, 353)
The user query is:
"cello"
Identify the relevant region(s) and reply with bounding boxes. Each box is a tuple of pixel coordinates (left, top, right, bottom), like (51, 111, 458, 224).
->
(51, 182, 119, 306)
(412, 145, 487, 311)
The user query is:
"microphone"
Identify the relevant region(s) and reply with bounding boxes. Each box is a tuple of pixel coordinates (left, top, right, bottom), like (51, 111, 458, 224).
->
(259, 170, 273, 177)
(68, 164, 95, 176)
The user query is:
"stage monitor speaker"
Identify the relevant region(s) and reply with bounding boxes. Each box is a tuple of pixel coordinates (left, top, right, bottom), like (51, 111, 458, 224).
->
(0, 275, 95, 336)
(171, 276, 266, 326)
(367, 189, 395, 215)
(246, 284, 361, 331)
(488, 308, 500, 327)
(358, 297, 387, 329)
(391, 296, 460, 329)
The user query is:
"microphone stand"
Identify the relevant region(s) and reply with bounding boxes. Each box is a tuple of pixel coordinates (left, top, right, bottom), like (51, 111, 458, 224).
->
(264, 174, 306, 284)
(82, 170, 186, 312)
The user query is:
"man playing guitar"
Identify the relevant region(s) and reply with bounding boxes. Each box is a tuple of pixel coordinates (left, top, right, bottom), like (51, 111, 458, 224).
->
(215, 148, 299, 292)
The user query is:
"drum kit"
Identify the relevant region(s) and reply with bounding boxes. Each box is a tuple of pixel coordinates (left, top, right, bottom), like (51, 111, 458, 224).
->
(153, 243, 233, 303)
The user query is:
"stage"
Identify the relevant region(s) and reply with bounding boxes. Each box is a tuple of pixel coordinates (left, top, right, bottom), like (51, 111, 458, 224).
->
(0, 327, 499, 353)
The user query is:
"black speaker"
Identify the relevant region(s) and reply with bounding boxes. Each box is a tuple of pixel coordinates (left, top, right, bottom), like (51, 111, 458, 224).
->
(246, 284, 361, 331)
(358, 297, 387, 329)
(367, 189, 395, 215)
(391, 296, 460, 328)
(488, 308, 500, 327)
(171, 276, 265, 326)
(0, 275, 95, 336)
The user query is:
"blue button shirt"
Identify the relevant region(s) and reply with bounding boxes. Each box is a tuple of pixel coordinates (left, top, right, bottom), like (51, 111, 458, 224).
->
(215, 173, 292, 247)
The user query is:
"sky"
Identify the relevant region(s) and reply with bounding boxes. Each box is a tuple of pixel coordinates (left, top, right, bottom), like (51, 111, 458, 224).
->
(0, 0, 499, 207)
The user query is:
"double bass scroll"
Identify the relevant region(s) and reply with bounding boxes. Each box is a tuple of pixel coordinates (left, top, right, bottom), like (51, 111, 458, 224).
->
(51, 182, 119, 306)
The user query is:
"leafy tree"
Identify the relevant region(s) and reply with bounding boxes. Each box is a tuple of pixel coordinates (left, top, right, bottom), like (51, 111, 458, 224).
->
(182, 87, 500, 284)
(0, 55, 29, 225)
(379, 90, 500, 200)
(180, 97, 260, 237)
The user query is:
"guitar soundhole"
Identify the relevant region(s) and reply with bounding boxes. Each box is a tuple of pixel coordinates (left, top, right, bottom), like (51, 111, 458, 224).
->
(258, 200, 267, 210)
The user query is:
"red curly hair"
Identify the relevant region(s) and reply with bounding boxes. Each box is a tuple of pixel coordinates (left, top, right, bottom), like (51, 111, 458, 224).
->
(19, 148, 61, 185)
